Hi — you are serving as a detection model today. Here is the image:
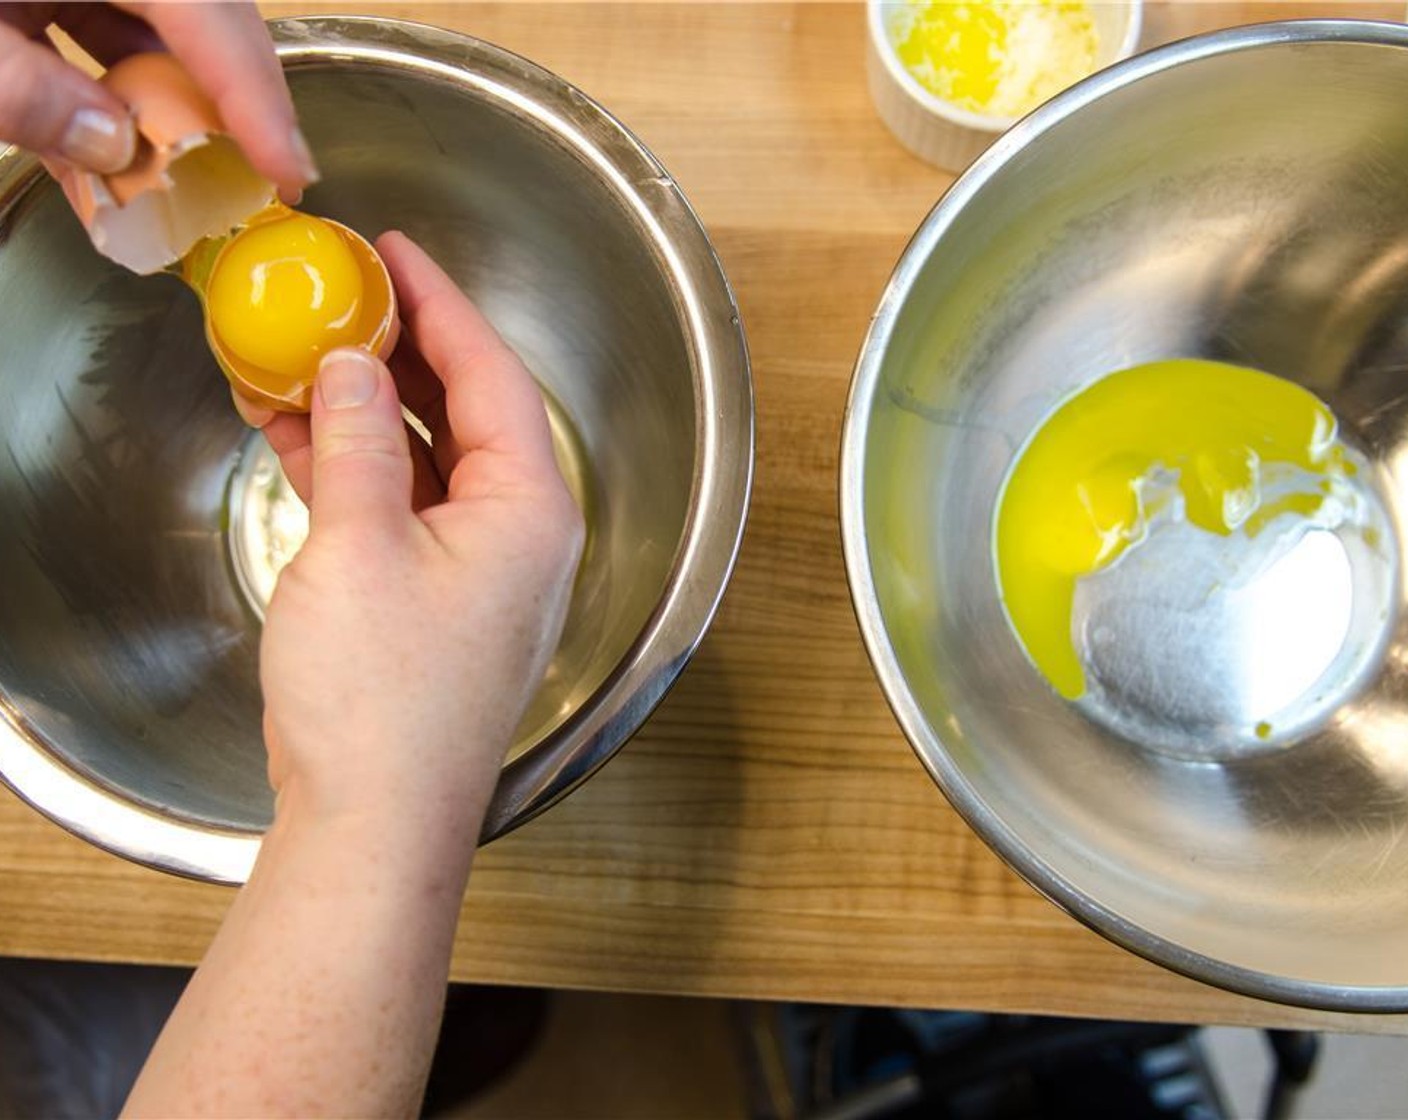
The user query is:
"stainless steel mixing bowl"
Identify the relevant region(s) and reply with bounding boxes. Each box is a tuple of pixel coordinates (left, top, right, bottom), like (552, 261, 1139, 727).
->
(0, 17, 752, 883)
(841, 20, 1408, 1011)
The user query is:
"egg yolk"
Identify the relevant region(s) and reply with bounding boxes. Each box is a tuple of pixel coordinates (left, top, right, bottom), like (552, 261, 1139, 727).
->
(994, 359, 1345, 699)
(206, 212, 364, 381)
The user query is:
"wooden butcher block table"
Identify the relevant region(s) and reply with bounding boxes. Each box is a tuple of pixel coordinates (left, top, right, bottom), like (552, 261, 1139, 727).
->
(2, 1, 1404, 1035)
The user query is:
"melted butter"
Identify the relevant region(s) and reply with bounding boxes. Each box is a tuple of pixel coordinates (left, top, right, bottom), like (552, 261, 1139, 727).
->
(890, 0, 1098, 117)
(994, 359, 1352, 700)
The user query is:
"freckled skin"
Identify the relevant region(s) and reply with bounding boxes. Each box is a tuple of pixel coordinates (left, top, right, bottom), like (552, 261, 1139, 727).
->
(123, 234, 584, 1120)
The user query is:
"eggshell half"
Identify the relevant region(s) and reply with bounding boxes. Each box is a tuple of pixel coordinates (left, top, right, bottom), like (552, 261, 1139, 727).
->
(57, 53, 274, 275)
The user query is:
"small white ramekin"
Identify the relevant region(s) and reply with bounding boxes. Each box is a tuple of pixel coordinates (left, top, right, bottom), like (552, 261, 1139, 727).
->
(867, 0, 1144, 172)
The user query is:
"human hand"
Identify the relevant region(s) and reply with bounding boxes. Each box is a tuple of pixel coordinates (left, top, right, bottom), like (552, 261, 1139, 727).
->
(126, 247, 579, 1114)
(0, 2, 314, 193)
(242, 232, 584, 855)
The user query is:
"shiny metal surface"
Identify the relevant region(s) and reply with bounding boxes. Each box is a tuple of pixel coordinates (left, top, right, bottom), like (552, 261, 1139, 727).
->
(0, 17, 752, 883)
(841, 21, 1408, 1011)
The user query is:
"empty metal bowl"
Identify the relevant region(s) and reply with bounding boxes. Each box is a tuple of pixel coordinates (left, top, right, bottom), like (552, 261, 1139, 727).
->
(0, 17, 752, 883)
(842, 21, 1408, 1011)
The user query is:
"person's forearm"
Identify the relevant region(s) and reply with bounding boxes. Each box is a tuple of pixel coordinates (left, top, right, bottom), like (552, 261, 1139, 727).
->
(120, 230, 579, 1118)
(123, 787, 482, 1119)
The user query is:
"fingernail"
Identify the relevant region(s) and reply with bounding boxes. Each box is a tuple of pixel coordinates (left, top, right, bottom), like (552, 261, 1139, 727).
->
(289, 125, 320, 184)
(231, 388, 275, 428)
(60, 108, 136, 175)
(319, 349, 380, 410)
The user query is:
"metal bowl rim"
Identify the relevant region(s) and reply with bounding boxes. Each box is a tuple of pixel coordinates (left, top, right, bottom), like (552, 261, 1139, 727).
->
(839, 17, 1408, 1012)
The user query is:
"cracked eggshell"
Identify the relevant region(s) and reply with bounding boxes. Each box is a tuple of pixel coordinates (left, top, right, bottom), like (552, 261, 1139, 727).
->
(57, 52, 274, 275)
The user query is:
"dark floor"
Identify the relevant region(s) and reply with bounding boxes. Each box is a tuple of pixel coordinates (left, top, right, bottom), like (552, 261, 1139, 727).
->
(2, 958, 1405, 1120)
(449, 990, 747, 1119)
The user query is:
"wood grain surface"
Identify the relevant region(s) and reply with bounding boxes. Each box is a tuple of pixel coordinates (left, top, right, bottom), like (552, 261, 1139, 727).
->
(3, 1, 1406, 1034)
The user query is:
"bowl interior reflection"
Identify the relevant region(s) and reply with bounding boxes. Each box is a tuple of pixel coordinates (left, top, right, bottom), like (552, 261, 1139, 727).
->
(852, 28, 1408, 1003)
(0, 59, 697, 833)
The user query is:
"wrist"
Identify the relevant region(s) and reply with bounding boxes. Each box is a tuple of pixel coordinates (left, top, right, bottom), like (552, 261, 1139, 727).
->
(265, 774, 489, 894)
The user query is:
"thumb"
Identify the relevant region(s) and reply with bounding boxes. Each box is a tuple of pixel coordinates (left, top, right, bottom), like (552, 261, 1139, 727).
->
(309, 348, 414, 536)
(0, 25, 135, 174)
